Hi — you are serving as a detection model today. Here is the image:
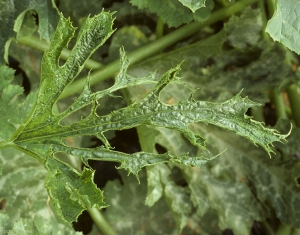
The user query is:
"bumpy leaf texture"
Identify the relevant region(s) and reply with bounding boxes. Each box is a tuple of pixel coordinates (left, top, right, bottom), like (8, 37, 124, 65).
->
(266, 0, 300, 54)
(0, 9, 289, 225)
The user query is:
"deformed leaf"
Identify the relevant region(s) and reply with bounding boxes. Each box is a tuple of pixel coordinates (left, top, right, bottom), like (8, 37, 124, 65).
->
(0, 6, 290, 226)
(44, 156, 107, 224)
(23, 142, 209, 183)
(266, 0, 300, 54)
(0, 148, 81, 234)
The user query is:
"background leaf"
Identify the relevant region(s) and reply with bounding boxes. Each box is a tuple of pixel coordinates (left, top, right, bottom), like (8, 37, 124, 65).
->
(0, 0, 59, 63)
(102, 168, 202, 235)
(178, 0, 206, 13)
(128, 8, 297, 104)
(44, 156, 107, 225)
(0, 148, 82, 234)
(266, 0, 300, 54)
(0, 65, 35, 142)
(191, 122, 300, 229)
(129, 0, 214, 27)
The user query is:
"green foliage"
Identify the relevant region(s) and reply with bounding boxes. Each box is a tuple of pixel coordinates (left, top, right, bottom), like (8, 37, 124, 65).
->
(178, 0, 206, 12)
(1, 0, 300, 235)
(266, 0, 300, 54)
(0, 0, 59, 63)
(130, 0, 214, 27)
(0, 148, 82, 234)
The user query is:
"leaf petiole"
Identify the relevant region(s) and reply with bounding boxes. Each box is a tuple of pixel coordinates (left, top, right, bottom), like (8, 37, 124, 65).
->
(87, 208, 118, 235)
(287, 84, 300, 127)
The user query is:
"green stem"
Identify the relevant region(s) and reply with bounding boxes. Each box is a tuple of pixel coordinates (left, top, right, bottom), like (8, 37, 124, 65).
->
(275, 223, 292, 235)
(266, 0, 276, 18)
(0, 141, 15, 150)
(156, 16, 164, 39)
(87, 208, 118, 235)
(286, 84, 300, 127)
(271, 90, 288, 120)
(59, 0, 259, 99)
(17, 36, 102, 70)
(219, 0, 228, 7)
(258, 0, 270, 44)
(258, 0, 268, 28)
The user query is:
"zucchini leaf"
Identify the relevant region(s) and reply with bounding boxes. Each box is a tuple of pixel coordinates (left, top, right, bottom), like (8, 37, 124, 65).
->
(0, 65, 36, 143)
(178, 0, 206, 13)
(128, 8, 297, 104)
(201, 123, 300, 229)
(0, 148, 82, 234)
(0, 9, 289, 225)
(147, 121, 300, 233)
(102, 169, 182, 235)
(103, 168, 214, 234)
(266, 0, 300, 54)
(129, 0, 214, 27)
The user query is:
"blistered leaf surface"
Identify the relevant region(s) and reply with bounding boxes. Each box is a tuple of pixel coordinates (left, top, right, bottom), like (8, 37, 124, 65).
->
(0, 5, 291, 228)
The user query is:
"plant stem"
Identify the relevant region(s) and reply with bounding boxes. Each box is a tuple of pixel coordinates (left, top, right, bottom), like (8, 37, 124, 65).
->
(275, 223, 292, 235)
(258, 0, 270, 44)
(156, 16, 164, 39)
(271, 90, 288, 120)
(0, 141, 14, 150)
(59, 0, 259, 99)
(287, 84, 300, 127)
(17, 36, 102, 70)
(266, 0, 276, 18)
(87, 208, 118, 235)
